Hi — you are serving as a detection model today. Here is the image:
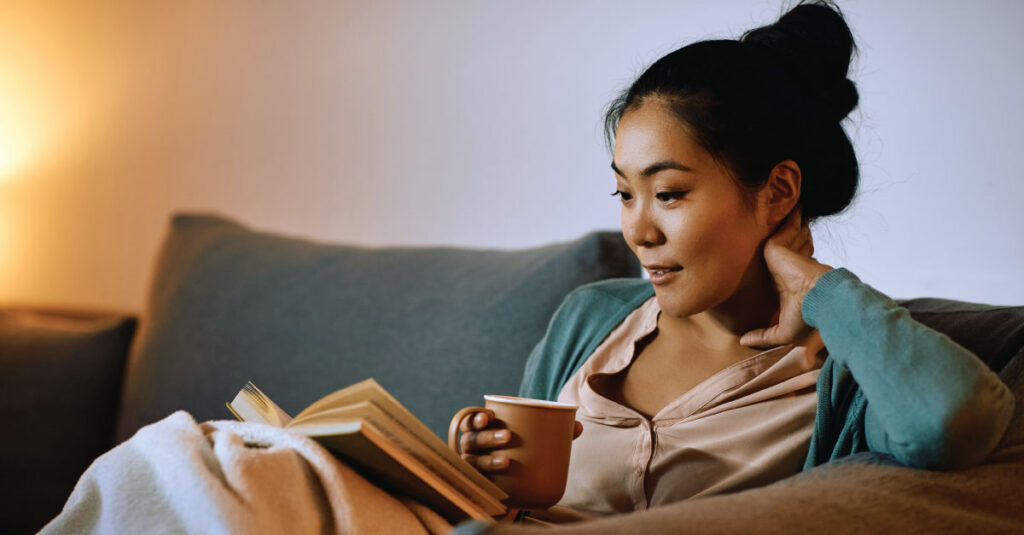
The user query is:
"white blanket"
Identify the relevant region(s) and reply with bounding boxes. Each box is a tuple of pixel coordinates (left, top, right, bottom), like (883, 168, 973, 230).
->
(41, 411, 452, 535)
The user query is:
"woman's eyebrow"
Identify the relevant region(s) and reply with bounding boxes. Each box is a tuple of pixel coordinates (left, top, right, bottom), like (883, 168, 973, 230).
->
(610, 160, 695, 178)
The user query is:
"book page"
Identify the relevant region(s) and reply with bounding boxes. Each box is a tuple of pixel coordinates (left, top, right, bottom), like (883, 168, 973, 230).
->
(301, 420, 497, 524)
(227, 382, 293, 427)
(289, 401, 506, 513)
(292, 378, 508, 500)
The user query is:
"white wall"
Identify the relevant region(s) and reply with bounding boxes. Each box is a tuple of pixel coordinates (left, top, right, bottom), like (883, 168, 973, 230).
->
(0, 0, 1021, 312)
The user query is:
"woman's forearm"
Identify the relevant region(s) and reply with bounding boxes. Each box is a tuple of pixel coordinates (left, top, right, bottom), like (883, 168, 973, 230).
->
(802, 268, 1015, 470)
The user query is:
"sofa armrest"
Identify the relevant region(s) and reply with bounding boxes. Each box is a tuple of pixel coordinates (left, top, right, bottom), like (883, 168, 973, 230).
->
(0, 308, 137, 534)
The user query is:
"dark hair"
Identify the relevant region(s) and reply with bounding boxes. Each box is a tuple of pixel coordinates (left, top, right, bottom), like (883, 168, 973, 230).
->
(603, 0, 859, 220)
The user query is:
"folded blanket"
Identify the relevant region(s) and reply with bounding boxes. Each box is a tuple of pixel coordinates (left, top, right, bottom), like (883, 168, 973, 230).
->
(456, 447, 1024, 535)
(41, 411, 451, 535)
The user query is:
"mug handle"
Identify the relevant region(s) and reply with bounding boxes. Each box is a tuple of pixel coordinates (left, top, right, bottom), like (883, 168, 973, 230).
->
(448, 406, 494, 453)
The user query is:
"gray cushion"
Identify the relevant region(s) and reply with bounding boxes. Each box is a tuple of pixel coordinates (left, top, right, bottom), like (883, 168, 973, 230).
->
(0, 311, 136, 534)
(116, 213, 641, 441)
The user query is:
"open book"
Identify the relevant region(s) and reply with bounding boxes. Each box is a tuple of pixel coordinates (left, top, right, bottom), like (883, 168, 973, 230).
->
(226, 379, 508, 524)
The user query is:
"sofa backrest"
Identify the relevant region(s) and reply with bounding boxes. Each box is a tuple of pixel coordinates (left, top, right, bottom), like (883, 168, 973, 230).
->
(116, 212, 1024, 446)
(116, 213, 643, 441)
(896, 298, 1024, 375)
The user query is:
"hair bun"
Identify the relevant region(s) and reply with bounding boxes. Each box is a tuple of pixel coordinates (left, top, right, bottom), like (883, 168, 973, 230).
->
(822, 77, 858, 122)
(741, 1, 858, 121)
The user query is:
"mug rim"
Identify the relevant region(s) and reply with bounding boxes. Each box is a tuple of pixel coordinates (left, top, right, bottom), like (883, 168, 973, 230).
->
(483, 394, 578, 410)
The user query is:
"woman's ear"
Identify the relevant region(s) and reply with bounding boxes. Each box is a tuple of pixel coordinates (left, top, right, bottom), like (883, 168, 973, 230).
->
(761, 160, 802, 229)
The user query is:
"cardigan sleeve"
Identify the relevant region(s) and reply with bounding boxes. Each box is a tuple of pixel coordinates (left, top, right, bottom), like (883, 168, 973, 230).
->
(802, 268, 1015, 470)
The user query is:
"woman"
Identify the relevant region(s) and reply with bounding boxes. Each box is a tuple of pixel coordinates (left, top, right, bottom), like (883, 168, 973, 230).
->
(453, 0, 1014, 526)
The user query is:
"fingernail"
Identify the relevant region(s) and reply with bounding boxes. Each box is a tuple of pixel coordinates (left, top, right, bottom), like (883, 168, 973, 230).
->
(492, 457, 508, 468)
(494, 430, 509, 441)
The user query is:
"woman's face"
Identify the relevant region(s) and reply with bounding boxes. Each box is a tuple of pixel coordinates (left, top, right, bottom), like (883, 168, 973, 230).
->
(612, 98, 771, 319)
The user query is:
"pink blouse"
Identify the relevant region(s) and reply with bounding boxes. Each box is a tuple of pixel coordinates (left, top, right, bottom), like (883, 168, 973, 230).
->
(555, 295, 828, 516)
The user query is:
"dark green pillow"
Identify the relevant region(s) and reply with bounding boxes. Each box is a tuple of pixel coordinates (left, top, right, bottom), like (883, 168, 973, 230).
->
(0, 311, 136, 534)
(116, 213, 641, 441)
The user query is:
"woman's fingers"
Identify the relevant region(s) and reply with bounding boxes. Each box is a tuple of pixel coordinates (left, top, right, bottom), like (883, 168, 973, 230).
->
(796, 222, 813, 255)
(780, 206, 801, 237)
(799, 224, 814, 256)
(739, 326, 777, 349)
(460, 428, 511, 453)
(459, 410, 493, 432)
(461, 453, 510, 473)
(777, 208, 813, 257)
(768, 207, 805, 249)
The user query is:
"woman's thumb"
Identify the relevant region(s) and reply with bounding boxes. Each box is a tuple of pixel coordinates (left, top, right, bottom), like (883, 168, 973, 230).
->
(740, 328, 773, 349)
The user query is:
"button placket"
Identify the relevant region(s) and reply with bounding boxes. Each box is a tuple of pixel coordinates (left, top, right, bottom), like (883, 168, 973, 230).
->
(632, 418, 654, 509)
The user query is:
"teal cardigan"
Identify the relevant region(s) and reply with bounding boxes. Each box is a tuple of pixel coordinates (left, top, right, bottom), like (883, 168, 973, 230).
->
(518, 268, 1015, 471)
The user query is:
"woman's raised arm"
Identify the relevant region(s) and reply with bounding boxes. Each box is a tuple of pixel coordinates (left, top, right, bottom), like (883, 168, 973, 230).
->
(740, 207, 1014, 470)
(801, 268, 1015, 470)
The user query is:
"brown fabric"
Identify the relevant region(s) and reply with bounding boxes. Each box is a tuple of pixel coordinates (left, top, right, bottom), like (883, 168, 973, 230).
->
(486, 449, 1024, 535)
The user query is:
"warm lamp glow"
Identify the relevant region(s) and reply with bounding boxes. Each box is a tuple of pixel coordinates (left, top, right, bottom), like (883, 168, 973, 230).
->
(0, 53, 45, 181)
(0, 3, 123, 306)
(0, 90, 42, 180)
(0, 205, 8, 300)
(0, 5, 90, 182)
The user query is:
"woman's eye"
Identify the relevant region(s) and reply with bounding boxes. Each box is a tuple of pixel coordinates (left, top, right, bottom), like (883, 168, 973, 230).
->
(656, 191, 687, 202)
(610, 190, 633, 202)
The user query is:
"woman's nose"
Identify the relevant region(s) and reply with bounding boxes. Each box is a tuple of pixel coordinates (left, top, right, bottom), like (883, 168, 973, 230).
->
(623, 206, 664, 248)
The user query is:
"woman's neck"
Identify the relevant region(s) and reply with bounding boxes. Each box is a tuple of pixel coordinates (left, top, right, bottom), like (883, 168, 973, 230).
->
(657, 261, 780, 355)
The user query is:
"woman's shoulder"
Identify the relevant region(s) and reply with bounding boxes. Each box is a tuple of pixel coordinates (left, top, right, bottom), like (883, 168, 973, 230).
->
(544, 278, 655, 339)
(563, 277, 655, 309)
(520, 278, 655, 400)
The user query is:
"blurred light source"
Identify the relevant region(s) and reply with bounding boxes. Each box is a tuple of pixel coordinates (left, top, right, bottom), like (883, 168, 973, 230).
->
(0, 1, 102, 184)
(0, 19, 51, 182)
(0, 10, 53, 303)
(0, 102, 39, 181)
(0, 3, 115, 306)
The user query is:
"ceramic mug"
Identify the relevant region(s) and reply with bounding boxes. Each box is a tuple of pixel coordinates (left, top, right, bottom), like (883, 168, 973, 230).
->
(448, 395, 578, 510)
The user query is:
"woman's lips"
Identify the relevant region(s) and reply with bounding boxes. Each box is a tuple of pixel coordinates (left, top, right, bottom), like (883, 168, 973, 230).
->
(646, 266, 682, 285)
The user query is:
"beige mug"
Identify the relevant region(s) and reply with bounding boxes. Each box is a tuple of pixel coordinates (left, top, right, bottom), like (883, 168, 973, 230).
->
(448, 395, 578, 510)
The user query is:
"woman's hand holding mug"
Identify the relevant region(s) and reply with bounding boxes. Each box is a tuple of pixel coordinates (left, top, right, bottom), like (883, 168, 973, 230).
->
(449, 396, 583, 511)
(456, 409, 511, 472)
(454, 408, 584, 473)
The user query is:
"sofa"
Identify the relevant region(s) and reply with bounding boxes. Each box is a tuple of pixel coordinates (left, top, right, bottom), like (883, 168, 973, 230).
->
(2, 212, 1022, 534)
